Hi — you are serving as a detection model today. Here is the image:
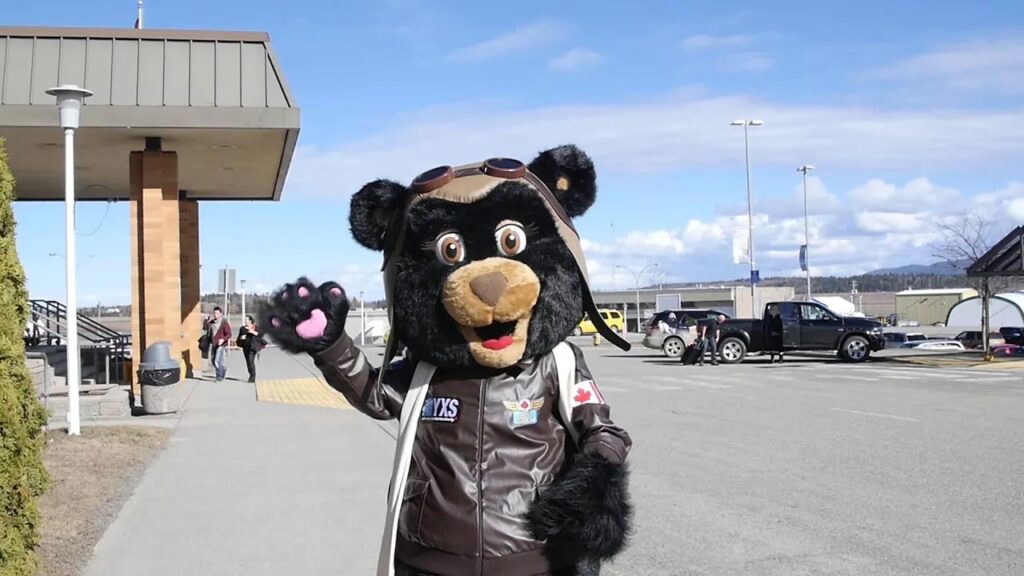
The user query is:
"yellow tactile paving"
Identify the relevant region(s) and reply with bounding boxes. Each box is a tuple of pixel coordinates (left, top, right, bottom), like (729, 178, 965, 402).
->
(255, 378, 352, 410)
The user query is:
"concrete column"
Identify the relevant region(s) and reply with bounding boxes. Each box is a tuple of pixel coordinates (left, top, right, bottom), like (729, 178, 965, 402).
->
(179, 200, 201, 377)
(129, 149, 181, 393)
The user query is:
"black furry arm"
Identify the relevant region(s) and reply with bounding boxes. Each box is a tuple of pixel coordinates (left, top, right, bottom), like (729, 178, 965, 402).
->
(313, 332, 411, 420)
(527, 343, 633, 562)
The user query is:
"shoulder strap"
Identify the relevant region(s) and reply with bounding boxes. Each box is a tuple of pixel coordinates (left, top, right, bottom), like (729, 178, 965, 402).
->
(552, 342, 579, 446)
(378, 360, 435, 576)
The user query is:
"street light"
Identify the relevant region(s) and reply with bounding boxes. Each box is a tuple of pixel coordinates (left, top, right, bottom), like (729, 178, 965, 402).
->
(240, 279, 247, 323)
(797, 165, 815, 300)
(46, 84, 92, 436)
(730, 119, 763, 316)
(359, 290, 366, 345)
(616, 262, 658, 333)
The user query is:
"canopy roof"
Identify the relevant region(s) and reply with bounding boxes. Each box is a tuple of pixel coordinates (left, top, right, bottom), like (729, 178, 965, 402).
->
(0, 26, 299, 201)
(968, 226, 1024, 278)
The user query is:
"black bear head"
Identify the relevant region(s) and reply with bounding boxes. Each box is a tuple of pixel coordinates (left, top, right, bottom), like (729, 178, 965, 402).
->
(350, 144, 598, 370)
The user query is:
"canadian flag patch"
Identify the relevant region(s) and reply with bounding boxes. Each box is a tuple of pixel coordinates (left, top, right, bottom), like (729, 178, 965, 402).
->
(571, 379, 605, 407)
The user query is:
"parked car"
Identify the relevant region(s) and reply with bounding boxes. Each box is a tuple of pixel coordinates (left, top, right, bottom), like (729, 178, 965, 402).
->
(883, 332, 964, 351)
(717, 301, 886, 364)
(642, 308, 732, 357)
(992, 343, 1024, 357)
(884, 332, 928, 348)
(953, 331, 1005, 349)
(998, 326, 1023, 346)
(573, 309, 625, 336)
(911, 339, 966, 351)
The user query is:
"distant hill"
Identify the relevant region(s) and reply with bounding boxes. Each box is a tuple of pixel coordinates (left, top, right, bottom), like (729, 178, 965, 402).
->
(866, 260, 968, 276)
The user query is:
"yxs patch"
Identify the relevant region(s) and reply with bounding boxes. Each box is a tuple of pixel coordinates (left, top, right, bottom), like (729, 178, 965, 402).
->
(421, 396, 461, 423)
(503, 398, 544, 428)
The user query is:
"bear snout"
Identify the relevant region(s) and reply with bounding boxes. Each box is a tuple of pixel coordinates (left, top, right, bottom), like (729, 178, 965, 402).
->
(442, 258, 540, 327)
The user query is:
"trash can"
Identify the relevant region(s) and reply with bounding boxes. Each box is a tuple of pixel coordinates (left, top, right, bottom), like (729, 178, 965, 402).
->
(138, 341, 182, 414)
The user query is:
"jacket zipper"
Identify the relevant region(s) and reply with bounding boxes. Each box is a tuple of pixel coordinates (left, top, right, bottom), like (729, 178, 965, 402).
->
(477, 377, 486, 576)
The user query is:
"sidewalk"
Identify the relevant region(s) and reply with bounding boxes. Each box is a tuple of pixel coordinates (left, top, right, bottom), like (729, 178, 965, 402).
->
(84, 346, 397, 576)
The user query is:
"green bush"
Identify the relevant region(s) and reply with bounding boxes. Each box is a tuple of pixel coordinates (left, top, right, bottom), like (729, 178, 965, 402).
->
(0, 138, 48, 576)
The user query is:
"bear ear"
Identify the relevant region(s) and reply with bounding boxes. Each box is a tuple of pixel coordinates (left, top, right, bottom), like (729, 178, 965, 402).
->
(349, 179, 411, 251)
(527, 144, 597, 218)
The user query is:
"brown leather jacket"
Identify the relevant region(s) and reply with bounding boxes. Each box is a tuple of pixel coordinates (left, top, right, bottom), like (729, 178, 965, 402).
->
(313, 334, 631, 576)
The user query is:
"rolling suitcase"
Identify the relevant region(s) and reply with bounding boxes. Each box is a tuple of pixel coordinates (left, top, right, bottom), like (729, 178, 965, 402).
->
(681, 339, 705, 365)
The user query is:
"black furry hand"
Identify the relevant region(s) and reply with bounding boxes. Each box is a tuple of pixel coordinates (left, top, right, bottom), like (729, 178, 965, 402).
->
(528, 451, 632, 561)
(260, 277, 350, 354)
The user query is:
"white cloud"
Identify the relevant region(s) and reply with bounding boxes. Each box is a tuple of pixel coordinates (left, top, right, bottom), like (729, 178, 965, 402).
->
(721, 52, 774, 72)
(449, 21, 564, 61)
(854, 211, 931, 234)
(849, 177, 960, 213)
(548, 48, 603, 71)
(681, 34, 755, 50)
(574, 177, 1023, 286)
(872, 37, 1024, 94)
(284, 91, 1024, 199)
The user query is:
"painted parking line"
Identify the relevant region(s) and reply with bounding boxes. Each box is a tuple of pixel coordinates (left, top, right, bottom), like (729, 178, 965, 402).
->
(828, 407, 920, 422)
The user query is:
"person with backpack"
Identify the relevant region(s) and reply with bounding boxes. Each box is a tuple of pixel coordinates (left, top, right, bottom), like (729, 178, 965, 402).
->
(207, 306, 232, 381)
(237, 314, 266, 383)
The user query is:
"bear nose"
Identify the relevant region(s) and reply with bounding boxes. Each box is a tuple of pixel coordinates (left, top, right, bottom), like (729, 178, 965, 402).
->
(469, 271, 508, 307)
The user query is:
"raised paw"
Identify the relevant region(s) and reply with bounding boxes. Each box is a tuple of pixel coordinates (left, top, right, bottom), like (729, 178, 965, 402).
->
(261, 277, 350, 354)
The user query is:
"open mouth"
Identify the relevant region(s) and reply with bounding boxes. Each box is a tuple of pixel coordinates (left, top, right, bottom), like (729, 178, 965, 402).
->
(474, 321, 518, 350)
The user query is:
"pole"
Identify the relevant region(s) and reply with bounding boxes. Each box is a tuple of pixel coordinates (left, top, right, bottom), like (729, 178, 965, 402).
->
(634, 276, 640, 336)
(64, 127, 81, 436)
(359, 290, 366, 345)
(241, 280, 246, 323)
(802, 168, 811, 299)
(743, 123, 757, 317)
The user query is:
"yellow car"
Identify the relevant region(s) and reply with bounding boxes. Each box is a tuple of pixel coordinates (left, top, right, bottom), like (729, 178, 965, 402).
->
(573, 309, 625, 335)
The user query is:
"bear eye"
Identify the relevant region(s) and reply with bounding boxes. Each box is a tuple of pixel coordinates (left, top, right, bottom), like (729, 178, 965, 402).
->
(434, 232, 465, 265)
(495, 222, 527, 256)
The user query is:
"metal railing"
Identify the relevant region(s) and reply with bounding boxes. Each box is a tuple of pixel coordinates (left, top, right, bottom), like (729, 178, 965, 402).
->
(27, 299, 131, 384)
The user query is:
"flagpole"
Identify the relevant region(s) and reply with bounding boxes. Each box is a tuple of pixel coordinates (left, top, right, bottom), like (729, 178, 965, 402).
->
(136, 0, 143, 29)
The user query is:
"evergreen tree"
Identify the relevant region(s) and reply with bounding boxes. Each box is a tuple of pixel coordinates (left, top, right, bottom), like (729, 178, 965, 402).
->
(0, 138, 49, 576)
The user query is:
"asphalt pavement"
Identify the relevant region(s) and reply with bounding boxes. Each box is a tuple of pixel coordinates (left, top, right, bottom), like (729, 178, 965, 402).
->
(84, 338, 1024, 576)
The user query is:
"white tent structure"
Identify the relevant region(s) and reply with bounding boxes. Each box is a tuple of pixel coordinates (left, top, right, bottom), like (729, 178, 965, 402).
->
(946, 293, 1024, 328)
(813, 296, 859, 317)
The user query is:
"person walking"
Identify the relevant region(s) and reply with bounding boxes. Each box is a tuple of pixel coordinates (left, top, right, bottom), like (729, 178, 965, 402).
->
(696, 315, 725, 366)
(236, 315, 266, 383)
(207, 306, 232, 381)
(766, 304, 785, 363)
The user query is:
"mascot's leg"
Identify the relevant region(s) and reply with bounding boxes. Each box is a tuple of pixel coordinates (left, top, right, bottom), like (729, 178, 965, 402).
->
(529, 452, 632, 569)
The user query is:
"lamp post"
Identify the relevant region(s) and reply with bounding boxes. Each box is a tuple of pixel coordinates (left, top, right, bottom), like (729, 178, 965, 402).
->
(359, 290, 366, 345)
(46, 85, 92, 436)
(240, 279, 247, 323)
(797, 165, 815, 300)
(730, 119, 763, 316)
(616, 263, 658, 333)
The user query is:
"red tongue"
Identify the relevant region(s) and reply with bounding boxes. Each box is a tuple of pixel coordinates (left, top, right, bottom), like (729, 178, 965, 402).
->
(482, 335, 515, 350)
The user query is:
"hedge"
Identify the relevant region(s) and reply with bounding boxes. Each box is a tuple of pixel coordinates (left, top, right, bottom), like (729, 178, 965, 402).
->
(0, 138, 49, 576)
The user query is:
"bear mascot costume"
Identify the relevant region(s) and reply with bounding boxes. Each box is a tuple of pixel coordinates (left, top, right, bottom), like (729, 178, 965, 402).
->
(262, 145, 633, 576)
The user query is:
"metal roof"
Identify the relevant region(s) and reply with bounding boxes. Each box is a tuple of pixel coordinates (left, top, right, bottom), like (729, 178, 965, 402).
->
(896, 288, 977, 296)
(0, 26, 300, 201)
(967, 226, 1024, 278)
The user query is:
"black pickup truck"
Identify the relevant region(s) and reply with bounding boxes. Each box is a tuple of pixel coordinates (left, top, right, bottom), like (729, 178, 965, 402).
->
(716, 301, 885, 364)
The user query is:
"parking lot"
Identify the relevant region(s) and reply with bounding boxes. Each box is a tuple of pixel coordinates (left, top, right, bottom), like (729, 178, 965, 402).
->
(571, 338, 1024, 575)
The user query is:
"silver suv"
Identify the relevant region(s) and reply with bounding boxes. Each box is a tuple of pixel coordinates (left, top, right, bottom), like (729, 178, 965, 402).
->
(643, 309, 731, 357)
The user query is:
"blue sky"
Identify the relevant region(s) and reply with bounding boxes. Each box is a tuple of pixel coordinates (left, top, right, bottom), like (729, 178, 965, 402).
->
(9, 0, 1024, 304)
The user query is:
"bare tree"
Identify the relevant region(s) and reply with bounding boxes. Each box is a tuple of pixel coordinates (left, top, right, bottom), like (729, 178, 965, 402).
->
(932, 214, 1011, 356)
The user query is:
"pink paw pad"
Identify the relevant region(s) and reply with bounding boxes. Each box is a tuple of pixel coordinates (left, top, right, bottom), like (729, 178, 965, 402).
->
(271, 317, 281, 328)
(329, 287, 342, 298)
(297, 286, 311, 298)
(295, 308, 328, 340)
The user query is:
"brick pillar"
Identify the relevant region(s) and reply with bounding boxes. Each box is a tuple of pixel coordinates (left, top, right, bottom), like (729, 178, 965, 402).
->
(179, 200, 201, 378)
(129, 150, 181, 394)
